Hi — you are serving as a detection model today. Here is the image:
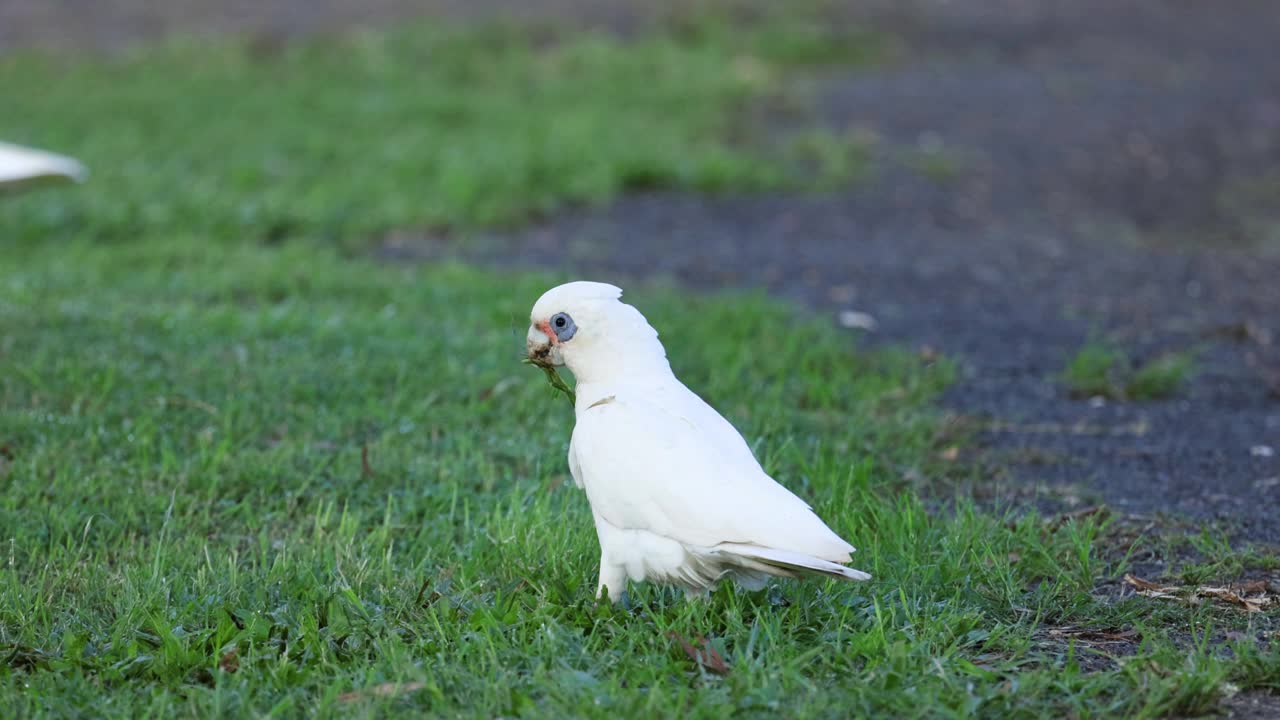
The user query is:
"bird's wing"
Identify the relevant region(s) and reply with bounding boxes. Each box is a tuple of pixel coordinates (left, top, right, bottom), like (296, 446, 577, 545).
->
(567, 432, 585, 489)
(0, 142, 87, 190)
(570, 393, 854, 560)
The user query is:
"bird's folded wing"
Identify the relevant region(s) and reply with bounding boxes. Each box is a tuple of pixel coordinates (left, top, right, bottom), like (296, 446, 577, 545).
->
(0, 142, 87, 189)
(570, 395, 853, 559)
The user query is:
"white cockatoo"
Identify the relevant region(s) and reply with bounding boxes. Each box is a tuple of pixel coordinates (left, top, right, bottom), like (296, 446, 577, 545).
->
(0, 141, 87, 192)
(526, 281, 870, 602)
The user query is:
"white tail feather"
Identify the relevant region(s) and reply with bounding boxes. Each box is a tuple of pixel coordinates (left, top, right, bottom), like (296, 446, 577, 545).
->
(714, 543, 871, 582)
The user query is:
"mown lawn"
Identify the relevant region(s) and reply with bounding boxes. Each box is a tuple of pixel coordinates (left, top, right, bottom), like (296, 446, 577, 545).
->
(1, 8, 1276, 719)
(0, 8, 880, 247)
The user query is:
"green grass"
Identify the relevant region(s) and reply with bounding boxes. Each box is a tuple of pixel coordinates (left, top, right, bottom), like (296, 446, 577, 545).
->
(1126, 352, 1198, 401)
(1061, 341, 1197, 401)
(1062, 342, 1125, 399)
(904, 144, 968, 183)
(1, 10, 1276, 718)
(785, 129, 876, 189)
(1, 241, 1275, 717)
(0, 8, 882, 249)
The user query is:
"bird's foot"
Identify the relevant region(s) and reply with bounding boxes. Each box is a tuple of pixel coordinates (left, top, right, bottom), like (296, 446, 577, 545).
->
(596, 590, 633, 612)
(596, 584, 631, 610)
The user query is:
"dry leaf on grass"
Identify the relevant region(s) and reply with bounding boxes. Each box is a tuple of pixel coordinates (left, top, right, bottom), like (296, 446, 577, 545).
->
(1123, 574, 1169, 593)
(1236, 580, 1277, 594)
(338, 682, 427, 703)
(668, 632, 730, 675)
(1197, 587, 1271, 613)
(218, 648, 239, 674)
(1124, 574, 1276, 613)
(1049, 506, 1110, 530)
(1045, 627, 1141, 644)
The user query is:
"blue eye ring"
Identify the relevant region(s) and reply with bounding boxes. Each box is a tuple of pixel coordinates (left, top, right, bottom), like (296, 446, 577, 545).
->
(551, 312, 577, 342)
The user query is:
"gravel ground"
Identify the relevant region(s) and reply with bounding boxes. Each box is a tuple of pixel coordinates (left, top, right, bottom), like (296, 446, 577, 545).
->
(4, 0, 1278, 543)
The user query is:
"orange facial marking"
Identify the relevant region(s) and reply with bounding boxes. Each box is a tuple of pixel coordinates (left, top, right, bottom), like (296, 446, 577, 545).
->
(537, 320, 558, 344)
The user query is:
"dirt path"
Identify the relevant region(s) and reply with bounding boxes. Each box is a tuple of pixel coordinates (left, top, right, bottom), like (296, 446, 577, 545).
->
(5, 0, 1278, 541)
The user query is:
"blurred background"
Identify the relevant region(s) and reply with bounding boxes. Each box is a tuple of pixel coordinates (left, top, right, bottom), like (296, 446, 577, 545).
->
(3, 0, 1278, 536)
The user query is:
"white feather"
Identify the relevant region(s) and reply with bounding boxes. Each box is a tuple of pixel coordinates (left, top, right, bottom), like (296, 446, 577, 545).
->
(0, 142, 87, 191)
(529, 281, 871, 602)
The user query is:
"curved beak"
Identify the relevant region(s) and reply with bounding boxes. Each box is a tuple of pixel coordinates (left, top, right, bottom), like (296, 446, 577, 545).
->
(526, 322, 563, 367)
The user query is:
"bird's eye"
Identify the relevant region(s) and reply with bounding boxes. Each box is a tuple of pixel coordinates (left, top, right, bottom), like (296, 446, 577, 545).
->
(550, 312, 576, 342)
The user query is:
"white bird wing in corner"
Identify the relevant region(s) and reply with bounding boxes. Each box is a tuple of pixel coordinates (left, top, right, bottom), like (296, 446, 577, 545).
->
(0, 142, 88, 192)
(570, 392, 856, 562)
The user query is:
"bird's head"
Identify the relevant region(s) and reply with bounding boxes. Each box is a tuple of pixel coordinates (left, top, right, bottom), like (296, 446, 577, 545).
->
(526, 281, 670, 384)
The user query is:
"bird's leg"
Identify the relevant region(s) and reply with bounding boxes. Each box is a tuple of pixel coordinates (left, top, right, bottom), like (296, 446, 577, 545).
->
(596, 560, 626, 605)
